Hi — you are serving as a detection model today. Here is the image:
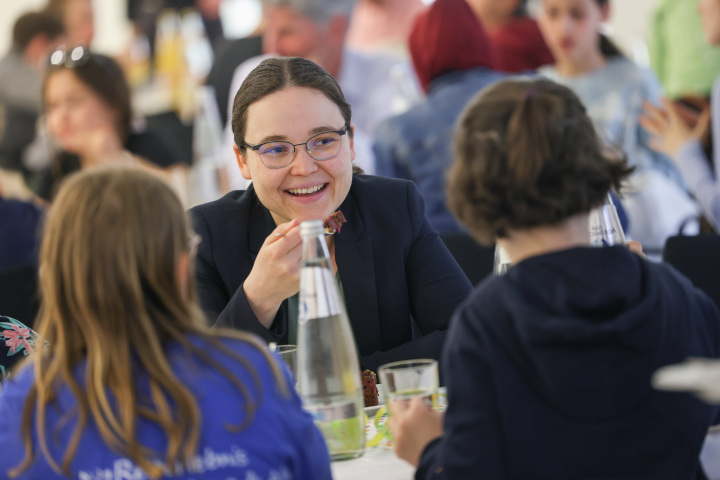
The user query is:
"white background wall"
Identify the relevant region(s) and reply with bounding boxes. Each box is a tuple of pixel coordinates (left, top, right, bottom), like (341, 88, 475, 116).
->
(608, 0, 662, 65)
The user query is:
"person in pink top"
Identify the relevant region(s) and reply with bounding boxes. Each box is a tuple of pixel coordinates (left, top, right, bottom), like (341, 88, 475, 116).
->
(346, 0, 427, 57)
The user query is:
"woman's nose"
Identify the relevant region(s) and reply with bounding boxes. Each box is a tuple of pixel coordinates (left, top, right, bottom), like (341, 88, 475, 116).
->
(290, 146, 318, 175)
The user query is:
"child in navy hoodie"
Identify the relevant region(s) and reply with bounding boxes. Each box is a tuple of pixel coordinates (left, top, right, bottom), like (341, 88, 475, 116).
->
(388, 76, 720, 479)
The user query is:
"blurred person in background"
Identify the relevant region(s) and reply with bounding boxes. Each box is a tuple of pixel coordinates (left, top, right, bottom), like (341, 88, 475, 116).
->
(43, 0, 95, 46)
(345, 0, 426, 58)
(0, 167, 332, 479)
(537, 0, 698, 254)
(127, 0, 226, 56)
(37, 48, 189, 203)
(466, 0, 554, 73)
(0, 12, 64, 200)
(0, 184, 43, 327)
(0, 13, 60, 330)
(388, 76, 720, 480)
(218, 0, 423, 190)
(649, 0, 720, 226)
(641, 0, 720, 233)
(649, 0, 720, 103)
(374, 0, 505, 233)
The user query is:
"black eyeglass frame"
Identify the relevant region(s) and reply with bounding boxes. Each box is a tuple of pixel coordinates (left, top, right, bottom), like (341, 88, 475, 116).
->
(241, 125, 349, 169)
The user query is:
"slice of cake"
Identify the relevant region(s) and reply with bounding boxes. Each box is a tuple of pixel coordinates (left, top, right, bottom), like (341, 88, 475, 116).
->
(362, 369, 378, 407)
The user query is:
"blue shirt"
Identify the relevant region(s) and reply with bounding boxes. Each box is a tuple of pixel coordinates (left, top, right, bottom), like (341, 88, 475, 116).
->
(540, 57, 683, 186)
(0, 335, 332, 480)
(373, 68, 506, 233)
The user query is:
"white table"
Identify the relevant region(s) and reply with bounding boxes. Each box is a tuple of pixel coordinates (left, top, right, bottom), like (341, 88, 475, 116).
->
(331, 447, 415, 479)
(331, 401, 416, 479)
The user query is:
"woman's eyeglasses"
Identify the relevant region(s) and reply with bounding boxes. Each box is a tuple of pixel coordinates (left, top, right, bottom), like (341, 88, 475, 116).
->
(242, 126, 348, 169)
(48, 46, 91, 68)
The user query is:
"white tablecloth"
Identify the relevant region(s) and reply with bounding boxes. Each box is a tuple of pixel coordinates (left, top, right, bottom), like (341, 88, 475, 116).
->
(331, 447, 415, 479)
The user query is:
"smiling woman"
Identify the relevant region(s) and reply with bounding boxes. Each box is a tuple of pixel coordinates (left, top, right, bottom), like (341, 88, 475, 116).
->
(189, 57, 472, 373)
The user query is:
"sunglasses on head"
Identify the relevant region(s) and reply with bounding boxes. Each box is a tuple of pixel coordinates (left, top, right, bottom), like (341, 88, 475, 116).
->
(48, 46, 91, 68)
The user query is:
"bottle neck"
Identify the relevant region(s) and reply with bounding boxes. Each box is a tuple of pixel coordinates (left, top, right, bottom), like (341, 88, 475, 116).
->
(302, 234, 333, 270)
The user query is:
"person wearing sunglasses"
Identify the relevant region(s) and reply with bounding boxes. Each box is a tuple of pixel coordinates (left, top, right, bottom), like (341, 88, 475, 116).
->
(36, 47, 189, 203)
(190, 57, 472, 374)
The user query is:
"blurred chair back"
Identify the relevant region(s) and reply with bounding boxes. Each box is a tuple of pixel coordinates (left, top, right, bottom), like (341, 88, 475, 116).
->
(0, 265, 39, 329)
(440, 233, 495, 286)
(663, 235, 720, 312)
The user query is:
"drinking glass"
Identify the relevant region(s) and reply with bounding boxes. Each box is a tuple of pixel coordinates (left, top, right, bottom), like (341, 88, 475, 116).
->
(270, 344, 298, 386)
(378, 359, 439, 408)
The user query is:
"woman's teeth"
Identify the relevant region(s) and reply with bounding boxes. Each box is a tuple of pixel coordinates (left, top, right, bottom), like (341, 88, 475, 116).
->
(288, 184, 324, 195)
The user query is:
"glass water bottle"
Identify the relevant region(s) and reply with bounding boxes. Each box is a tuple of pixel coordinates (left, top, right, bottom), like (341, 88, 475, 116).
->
(588, 192, 627, 247)
(297, 220, 365, 461)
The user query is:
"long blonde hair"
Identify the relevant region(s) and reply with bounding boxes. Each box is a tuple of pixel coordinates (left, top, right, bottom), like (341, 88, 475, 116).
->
(10, 167, 288, 478)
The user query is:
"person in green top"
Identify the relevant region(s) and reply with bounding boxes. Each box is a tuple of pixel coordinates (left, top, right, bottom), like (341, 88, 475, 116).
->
(649, 0, 720, 100)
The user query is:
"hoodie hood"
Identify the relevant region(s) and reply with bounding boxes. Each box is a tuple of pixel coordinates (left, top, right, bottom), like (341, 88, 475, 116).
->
(488, 246, 669, 421)
(408, 0, 497, 92)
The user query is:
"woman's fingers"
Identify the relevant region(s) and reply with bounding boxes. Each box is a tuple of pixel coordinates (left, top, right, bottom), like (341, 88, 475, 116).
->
(662, 98, 683, 124)
(640, 102, 669, 137)
(642, 101, 668, 123)
(640, 115, 664, 137)
(266, 219, 300, 246)
(694, 107, 712, 139)
(388, 397, 444, 468)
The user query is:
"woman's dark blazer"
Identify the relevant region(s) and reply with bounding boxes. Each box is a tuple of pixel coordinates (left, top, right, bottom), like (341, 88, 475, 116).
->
(189, 175, 472, 372)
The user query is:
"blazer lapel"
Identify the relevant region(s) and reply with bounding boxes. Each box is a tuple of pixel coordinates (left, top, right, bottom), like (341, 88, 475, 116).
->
(244, 187, 289, 337)
(246, 186, 277, 263)
(334, 192, 382, 356)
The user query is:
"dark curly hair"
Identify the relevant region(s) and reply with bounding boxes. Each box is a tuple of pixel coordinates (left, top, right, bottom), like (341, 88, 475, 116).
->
(447, 77, 633, 244)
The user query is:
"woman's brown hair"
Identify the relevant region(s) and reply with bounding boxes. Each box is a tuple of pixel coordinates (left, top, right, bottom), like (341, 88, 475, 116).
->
(447, 77, 633, 244)
(231, 56, 353, 154)
(10, 167, 288, 478)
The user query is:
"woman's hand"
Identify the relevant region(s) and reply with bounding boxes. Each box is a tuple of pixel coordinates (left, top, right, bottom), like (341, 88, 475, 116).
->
(388, 397, 444, 467)
(641, 99, 710, 159)
(243, 219, 302, 328)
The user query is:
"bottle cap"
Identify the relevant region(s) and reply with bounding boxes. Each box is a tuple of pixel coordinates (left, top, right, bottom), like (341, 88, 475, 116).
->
(300, 220, 324, 238)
